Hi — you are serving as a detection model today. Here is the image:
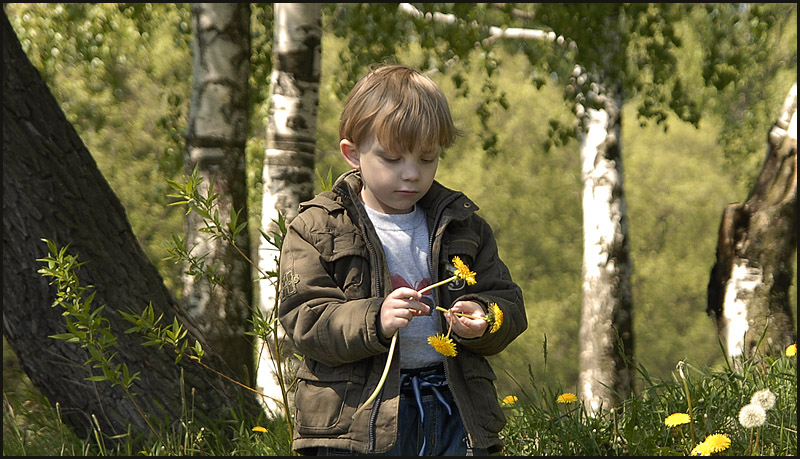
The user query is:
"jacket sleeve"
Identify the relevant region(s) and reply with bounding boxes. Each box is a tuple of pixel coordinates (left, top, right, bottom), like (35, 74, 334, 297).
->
(451, 215, 527, 355)
(277, 210, 389, 367)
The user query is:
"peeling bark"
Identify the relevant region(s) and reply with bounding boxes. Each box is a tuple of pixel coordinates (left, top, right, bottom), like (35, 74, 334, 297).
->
(707, 82, 797, 362)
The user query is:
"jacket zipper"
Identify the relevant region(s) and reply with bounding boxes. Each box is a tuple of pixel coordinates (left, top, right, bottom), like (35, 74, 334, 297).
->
(367, 367, 383, 451)
(338, 177, 388, 453)
(363, 212, 384, 453)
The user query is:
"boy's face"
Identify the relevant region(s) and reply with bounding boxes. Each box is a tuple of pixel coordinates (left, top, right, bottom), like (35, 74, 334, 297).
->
(340, 136, 439, 214)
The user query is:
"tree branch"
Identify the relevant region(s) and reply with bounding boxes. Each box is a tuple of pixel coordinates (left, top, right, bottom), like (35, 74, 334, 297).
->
(398, 3, 577, 82)
(398, 3, 564, 46)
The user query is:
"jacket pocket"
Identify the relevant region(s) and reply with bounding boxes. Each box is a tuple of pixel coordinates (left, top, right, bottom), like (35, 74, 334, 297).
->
(460, 352, 506, 434)
(316, 231, 371, 300)
(294, 359, 367, 435)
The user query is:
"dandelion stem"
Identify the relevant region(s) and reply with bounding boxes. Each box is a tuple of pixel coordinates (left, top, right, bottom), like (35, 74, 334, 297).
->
(434, 305, 486, 321)
(352, 330, 398, 420)
(677, 361, 696, 445)
(417, 275, 458, 295)
(752, 426, 762, 455)
(355, 260, 472, 420)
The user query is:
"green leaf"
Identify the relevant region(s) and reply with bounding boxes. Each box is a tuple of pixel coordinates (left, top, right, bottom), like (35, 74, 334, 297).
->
(48, 333, 80, 342)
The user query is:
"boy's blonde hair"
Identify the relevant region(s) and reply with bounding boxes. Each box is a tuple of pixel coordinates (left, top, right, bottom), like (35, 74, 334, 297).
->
(339, 64, 459, 156)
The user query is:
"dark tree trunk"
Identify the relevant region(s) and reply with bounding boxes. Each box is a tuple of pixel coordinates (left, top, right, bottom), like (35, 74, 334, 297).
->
(2, 8, 260, 442)
(707, 82, 797, 362)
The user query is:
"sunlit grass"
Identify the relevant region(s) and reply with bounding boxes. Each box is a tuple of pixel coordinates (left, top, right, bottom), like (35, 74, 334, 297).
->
(500, 346, 797, 456)
(5, 338, 795, 456)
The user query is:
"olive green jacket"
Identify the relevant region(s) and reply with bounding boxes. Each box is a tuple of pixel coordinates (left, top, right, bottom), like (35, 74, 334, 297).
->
(278, 170, 527, 454)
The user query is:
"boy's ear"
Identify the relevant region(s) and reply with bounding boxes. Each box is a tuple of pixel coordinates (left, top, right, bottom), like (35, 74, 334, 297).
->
(340, 139, 360, 169)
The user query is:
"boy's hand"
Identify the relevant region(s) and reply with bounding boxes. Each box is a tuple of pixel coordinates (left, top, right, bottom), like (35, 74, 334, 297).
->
(446, 300, 488, 338)
(379, 287, 430, 339)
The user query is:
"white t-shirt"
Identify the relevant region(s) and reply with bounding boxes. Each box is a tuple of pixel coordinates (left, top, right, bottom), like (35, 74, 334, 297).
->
(364, 204, 445, 369)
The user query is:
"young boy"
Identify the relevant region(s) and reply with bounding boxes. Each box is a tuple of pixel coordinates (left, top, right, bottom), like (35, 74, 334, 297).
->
(278, 64, 527, 456)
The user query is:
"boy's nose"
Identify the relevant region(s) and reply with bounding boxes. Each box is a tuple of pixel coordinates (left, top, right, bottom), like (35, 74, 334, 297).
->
(401, 161, 419, 181)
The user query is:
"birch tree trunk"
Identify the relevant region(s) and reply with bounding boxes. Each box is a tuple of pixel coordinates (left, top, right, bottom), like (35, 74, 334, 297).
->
(577, 83, 635, 416)
(183, 3, 253, 385)
(707, 82, 797, 363)
(256, 2, 322, 413)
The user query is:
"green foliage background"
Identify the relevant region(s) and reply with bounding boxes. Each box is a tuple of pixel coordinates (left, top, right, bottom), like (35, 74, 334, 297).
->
(5, 2, 796, 404)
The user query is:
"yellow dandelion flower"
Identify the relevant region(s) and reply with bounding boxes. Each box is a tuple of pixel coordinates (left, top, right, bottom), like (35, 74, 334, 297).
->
(786, 343, 797, 357)
(664, 412, 691, 427)
(417, 257, 477, 295)
(428, 333, 457, 357)
(487, 303, 503, 333)
(251, 426, 268, 433)
(702, 433, 731, 453)
(452, 256, 477, 285)
(502, 395, 518, 406)
(690, 442, 710, 456)
(556, 392, 578, 404)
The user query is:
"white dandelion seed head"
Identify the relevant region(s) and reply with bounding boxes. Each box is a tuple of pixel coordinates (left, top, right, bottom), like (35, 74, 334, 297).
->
(738, 403, 767, 428)
(750, 389, 776, 410)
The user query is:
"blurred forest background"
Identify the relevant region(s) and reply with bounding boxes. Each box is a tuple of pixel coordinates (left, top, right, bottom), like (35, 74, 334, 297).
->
(4, 2, 797, 400)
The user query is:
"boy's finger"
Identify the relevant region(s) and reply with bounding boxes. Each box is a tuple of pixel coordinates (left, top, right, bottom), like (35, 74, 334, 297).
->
(403, 300, 429, 315)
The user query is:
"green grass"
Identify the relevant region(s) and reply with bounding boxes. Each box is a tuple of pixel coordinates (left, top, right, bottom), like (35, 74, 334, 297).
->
(500, 348, 797, 456)
(4, 336, 795, 456)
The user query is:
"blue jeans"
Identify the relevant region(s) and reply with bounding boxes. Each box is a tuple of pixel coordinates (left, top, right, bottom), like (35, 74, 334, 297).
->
(317, 372, 489, 456)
